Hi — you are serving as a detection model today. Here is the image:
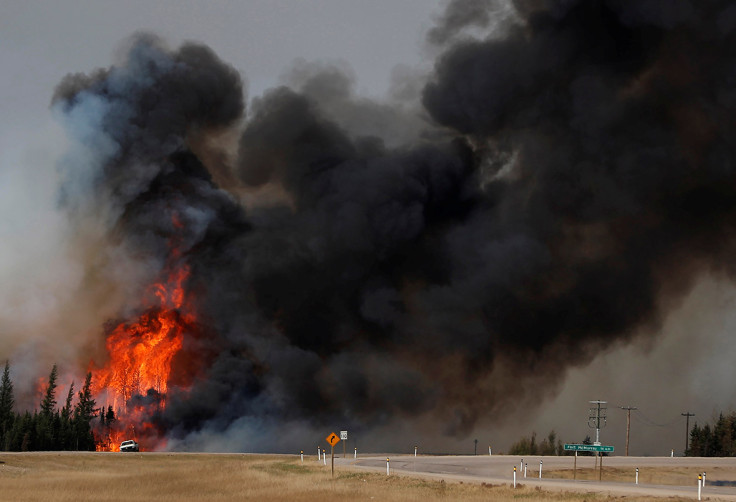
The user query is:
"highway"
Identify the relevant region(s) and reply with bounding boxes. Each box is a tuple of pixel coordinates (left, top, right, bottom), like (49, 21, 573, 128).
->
(335, 454, 736, 500)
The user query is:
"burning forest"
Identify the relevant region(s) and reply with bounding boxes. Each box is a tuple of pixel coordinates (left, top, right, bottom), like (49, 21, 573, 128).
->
(4, 0, 736, 452)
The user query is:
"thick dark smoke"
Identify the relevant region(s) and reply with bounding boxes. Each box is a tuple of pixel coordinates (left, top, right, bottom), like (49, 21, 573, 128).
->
(51, 1, 736, 449)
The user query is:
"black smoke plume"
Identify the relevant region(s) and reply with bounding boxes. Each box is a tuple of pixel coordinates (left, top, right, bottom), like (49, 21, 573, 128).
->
(51, 0, 736, 449)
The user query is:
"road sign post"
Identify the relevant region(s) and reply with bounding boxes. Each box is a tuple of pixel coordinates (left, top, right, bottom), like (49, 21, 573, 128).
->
(326, 432, 341, 477)
(340, 431, 347, 458)
(565, 444, 613, 480)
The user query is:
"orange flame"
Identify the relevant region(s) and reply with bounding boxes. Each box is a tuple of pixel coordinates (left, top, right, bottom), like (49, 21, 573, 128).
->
(90, 260, 197, 451)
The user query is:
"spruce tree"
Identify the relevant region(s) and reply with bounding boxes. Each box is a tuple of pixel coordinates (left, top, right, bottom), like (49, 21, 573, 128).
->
(73, 372, 96, 450)
(105, 406, 115, 425)
(40, 364, 58, 416)
(60, 383, 75, 450)
(37, 364, 59, 450)
(0, 361, 14, 450)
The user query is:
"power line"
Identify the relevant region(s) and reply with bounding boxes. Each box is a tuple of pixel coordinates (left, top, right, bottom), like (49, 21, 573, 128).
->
(630, 409, 680, 428)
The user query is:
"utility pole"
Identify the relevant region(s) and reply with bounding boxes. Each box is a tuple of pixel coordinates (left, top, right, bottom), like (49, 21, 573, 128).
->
(588, 400, 607, 445)
(620, 406, 637, 456)
(589, 400, 607, 472)
(682, 412, 695, 454)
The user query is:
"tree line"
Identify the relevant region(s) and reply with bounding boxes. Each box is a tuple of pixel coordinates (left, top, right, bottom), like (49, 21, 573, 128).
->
(686, 412, 736, 457)
(507, 430, 568, 456)
(0, 361, 108, 451)
(507, 431, 604, 456)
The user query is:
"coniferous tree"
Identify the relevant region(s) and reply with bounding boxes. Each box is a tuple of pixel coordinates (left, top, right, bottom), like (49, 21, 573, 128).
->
(40, 364, 58, 416)
(105, 406, 115, 425)
(0, 364, 102, 451)
(38, 364, 59, 450)
(686, 413, 736, 457)
(73, 372, 96, 450)
(0, 361, 14, 450)
(19, 412, 35, 451)
(60, 382, 75, 450)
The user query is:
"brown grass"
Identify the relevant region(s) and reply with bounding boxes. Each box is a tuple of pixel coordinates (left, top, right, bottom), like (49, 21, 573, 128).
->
(0, 452, 690, 501)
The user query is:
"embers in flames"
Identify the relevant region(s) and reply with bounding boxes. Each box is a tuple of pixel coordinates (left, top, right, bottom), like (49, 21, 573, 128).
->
(90, 263, 198, 451)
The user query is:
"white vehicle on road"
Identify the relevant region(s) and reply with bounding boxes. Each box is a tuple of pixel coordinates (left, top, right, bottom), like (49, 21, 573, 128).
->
(120, 440, 139, 452)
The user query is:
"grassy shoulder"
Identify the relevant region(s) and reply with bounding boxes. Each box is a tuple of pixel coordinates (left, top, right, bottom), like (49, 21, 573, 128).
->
(0, 452, 690, 501)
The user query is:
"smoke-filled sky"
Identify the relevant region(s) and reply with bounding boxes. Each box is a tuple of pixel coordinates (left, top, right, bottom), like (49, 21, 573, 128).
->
(3, 0, 736, 457)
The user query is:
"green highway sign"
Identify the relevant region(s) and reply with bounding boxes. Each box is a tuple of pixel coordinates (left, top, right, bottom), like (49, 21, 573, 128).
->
(564, 444, 614, 453)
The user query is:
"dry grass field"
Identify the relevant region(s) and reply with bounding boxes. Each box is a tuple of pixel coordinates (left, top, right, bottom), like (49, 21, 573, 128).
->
(0, 452, 693, 502)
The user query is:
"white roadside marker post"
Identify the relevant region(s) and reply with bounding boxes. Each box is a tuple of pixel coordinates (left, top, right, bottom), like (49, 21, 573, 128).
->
(354, 447, 357, 459)
(489, 445, 492, 456)
(703, 471, 706, 487)
(524, 462, 527, 478)
(539, 460, 543, 479)
(300, 450, 303, 463)
(513, 466, 517, 488)
(323, 449, 326, 466)
(698, 474, 702, 501)
(414, 445, 417, 457)
(671, 449, 674, 457)
(520, 458, 523, 471)
(635, 467, 638, 485)
(386, 458, 390, 476)
(317, 447, 321, 461)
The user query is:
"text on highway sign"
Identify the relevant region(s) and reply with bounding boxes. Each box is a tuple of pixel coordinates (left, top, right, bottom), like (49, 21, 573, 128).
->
(564, 444, 614, 452)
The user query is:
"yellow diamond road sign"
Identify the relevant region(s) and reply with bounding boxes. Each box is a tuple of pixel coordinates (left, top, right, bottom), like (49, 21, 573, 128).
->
(326, 432, 340, 447)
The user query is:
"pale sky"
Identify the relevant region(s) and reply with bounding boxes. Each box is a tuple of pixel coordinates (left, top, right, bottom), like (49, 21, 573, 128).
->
(1, 0, 441, 135)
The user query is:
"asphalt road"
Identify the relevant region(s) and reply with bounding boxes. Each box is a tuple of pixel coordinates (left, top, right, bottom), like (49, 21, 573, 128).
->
(334, 454, 736, 500)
